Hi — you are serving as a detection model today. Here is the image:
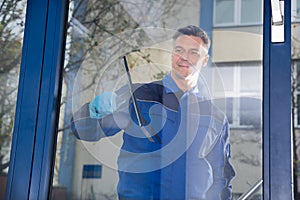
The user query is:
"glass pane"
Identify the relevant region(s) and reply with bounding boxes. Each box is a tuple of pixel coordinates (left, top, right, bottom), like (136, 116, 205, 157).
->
(241, 0, 262, 24)
(52, 1, 263, 199)
(293, 61, 300, 198)
(216, 66, 235, 92)
(292, 0, 300, 195)
(214, 0, 235, 25)
(0, 0, 27, 198)
(240, 97, 261, 126)
(240, 64, 262, 93)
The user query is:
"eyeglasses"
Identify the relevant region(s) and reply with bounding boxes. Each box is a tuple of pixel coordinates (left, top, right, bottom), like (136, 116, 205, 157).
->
(173, 47, 208, 59)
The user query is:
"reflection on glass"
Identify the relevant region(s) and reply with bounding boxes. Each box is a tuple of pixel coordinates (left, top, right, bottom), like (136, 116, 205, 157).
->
(0, 0, 27, 198)
(52, 1, 263, 200)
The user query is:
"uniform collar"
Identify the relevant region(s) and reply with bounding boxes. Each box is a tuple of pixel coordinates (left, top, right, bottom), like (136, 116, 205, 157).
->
(162, 73, 201, 96)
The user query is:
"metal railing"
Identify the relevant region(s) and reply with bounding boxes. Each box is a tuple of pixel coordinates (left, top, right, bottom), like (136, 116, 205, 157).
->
(237, 178, 263, 200)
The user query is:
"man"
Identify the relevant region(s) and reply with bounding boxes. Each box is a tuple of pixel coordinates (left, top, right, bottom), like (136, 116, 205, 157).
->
(71, 25, 235, 199)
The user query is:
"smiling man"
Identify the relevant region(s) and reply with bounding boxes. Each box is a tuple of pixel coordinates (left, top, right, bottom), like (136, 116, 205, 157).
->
(71, 25, 235, 200)
(171, 27, 210, 91)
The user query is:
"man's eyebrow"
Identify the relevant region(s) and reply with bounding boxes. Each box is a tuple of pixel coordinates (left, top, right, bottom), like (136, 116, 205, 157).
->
(174, 46, 184, 49)
(190, 48, 200, 51)
(174, 46, 200, 50)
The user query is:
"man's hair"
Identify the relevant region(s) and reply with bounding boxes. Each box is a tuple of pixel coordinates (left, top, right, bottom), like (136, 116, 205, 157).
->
(173, 25, 211, 49)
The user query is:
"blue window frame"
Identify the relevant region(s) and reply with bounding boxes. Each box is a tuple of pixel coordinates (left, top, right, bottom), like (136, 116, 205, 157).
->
(3, 0, 292, 199)
(263, 0, 292, 199)
(4, 0, 68, 199)
(213, 0, 263, 27)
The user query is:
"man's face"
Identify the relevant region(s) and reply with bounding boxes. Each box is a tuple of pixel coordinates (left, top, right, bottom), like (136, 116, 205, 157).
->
(171, 35, 208, 78)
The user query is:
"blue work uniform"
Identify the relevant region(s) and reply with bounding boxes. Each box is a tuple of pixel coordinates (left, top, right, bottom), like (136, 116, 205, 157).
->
(71, 74, 235, 200)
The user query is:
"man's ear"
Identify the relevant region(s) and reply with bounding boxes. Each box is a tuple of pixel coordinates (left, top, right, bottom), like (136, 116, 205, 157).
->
(202, 54, 209, 67)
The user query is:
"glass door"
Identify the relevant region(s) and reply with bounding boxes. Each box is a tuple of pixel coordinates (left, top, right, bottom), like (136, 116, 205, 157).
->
(51, 1, 264, 199)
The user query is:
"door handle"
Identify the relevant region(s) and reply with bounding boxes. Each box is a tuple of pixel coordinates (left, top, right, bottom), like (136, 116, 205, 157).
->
(271, 0, 284, 43)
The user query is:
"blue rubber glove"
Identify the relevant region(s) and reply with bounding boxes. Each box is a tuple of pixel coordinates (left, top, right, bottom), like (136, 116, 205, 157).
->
(89, 92, 125, 119)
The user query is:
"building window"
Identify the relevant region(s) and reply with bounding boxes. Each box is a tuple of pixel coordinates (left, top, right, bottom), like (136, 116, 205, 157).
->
(214, 0, 235, 25)
(214, 0, 263, 26)
(214, 62, 262, 128)
(292, 0, 300, 22)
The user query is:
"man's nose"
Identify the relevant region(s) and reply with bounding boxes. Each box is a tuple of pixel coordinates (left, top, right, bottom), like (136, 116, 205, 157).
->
(179, 52, 189, 61)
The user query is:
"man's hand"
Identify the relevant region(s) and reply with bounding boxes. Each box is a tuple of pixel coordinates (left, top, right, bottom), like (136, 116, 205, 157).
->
(89, 92, 125, 119)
